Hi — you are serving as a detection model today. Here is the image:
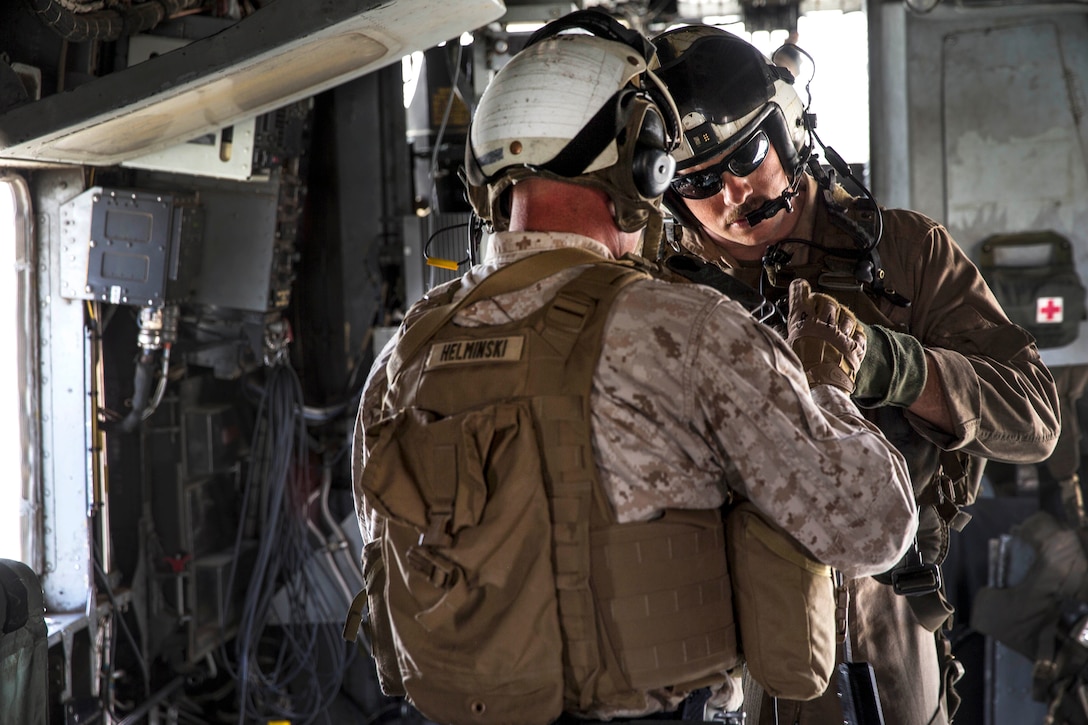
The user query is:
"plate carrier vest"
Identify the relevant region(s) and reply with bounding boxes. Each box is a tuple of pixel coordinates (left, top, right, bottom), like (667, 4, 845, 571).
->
(346, 249, 737, 724)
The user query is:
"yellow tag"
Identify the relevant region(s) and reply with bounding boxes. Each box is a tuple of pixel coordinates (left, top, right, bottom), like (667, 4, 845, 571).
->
(426, 257, 460, 271)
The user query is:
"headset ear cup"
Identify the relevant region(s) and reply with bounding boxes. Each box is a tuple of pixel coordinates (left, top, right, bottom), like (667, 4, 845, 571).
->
(631, 105, 676, 198)
(632, 148, 675, 198)
(642, 78, 682, 151)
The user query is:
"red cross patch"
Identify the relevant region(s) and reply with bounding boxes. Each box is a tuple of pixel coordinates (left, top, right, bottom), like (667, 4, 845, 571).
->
(1037, 297, 1064, 324)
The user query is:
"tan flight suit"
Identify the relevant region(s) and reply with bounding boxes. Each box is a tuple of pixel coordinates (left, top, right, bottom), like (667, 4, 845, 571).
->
(355, 229, 919, 720)
(680, 178, 1061, 725)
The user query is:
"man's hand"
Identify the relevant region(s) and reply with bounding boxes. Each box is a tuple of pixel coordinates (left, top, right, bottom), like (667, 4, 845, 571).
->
(786, 278, 867, 393)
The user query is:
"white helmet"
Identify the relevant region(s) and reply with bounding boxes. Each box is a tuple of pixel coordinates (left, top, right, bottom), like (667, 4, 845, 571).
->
(463, 10, 682, 238)
(651, 25, 810, 176)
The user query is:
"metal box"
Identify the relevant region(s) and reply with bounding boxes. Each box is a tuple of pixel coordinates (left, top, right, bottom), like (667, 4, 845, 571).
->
(59, 186, 204, 306)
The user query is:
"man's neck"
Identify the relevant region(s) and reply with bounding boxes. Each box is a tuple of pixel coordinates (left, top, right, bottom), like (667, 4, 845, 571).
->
(791, 173, 819, 241)
(509, 179, 638, 258)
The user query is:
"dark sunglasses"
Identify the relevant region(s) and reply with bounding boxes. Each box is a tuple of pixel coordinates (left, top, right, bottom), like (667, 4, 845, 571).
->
(670, 130, 770, 199)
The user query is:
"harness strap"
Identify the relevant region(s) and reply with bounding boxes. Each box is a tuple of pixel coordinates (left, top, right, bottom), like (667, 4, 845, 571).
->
(933, 631, 964, 724)
(1046, 366, 1088, 540)
(906, 588, 956, 634)
(532, 262, 647, 708)
(913, 452, 974, 531)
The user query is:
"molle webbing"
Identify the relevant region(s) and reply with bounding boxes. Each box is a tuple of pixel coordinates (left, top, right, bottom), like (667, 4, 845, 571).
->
(526, 264, 737, 710)
(588, 511, 735, 692)
(394, 254, 737, 713)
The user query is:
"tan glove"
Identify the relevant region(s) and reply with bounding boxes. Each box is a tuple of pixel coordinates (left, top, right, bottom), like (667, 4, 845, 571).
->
(785, 278, 867, 393)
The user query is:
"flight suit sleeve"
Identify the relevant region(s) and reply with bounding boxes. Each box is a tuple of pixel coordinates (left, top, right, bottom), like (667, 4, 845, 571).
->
(880, 211, 1060, 462)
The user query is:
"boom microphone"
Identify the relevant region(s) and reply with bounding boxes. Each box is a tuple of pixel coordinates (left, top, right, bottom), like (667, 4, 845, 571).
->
(745, 188, 796, 227)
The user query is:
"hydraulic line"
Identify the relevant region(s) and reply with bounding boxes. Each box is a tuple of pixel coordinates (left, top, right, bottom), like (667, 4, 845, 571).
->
(120, 306, 177, 432)
(24, 0, 205, 43)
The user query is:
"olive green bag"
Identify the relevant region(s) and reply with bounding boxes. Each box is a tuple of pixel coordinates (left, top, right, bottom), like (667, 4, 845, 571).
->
(727, 501, 837, 701)
(978, 231, 1086, 349)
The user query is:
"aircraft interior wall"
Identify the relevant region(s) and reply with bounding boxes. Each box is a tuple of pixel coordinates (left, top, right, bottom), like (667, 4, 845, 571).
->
(1, 0, 1088, 723)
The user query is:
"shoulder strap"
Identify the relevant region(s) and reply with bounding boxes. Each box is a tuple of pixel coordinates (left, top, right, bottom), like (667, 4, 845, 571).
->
(528, 261, 650, 710)
(387, 247, 603, 384)
(534, 260, 648, 372)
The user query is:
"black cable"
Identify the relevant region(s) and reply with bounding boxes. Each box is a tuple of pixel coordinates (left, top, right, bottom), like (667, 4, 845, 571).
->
(808, 126, 885, 253)
(219, 363, 357, 725)
(774, 40, 885, 255)
(24, 0, 204, 43)
(240, 368, 302, 720)
(423, 221, 471, 267)
(780, 42, 817, 190)
(784, 42, 815, 111)
(92, 556, 151, 700)
(242, 372, 360, 426)
(120, 351, 157, 432)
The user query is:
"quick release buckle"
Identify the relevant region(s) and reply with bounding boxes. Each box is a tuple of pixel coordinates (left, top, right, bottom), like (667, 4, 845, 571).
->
(891, 563, 943, 596)
(891, 541, 942, 597)
(407, 546, 455, 589)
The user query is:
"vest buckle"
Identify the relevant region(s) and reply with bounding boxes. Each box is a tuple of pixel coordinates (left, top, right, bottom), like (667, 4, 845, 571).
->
(891, 541, 943, 596)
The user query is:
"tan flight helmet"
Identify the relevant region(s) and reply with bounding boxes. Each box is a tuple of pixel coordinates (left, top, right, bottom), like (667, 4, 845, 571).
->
(651, 25, 811, 176)
(462, 9, 683, 248)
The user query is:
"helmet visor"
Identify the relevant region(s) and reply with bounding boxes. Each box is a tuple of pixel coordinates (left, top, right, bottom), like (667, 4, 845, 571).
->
(656, 35, 779, 125)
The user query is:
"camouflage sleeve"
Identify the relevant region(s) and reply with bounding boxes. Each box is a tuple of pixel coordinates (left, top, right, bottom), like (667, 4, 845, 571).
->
(594, 279, 917, 579)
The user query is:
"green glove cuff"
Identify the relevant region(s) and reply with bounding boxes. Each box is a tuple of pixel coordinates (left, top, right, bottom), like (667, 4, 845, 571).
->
(853, 323, 928, 408)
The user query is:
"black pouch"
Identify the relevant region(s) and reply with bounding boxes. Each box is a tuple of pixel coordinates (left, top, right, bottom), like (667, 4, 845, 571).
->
(836, 661, 886, 725)
(978, 231, 1086, 349)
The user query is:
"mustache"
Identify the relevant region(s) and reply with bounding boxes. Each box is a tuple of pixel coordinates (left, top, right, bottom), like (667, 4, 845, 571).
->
(724, 199, 769, 225)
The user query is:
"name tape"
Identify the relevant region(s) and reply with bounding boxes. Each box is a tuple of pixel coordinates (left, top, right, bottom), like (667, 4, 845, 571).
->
(424, 336, 525, 369)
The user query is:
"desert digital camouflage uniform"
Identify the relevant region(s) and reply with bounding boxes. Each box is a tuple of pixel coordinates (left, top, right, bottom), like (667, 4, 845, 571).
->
(679, 176, 1061, 725)
(355, 229, 919, 718)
